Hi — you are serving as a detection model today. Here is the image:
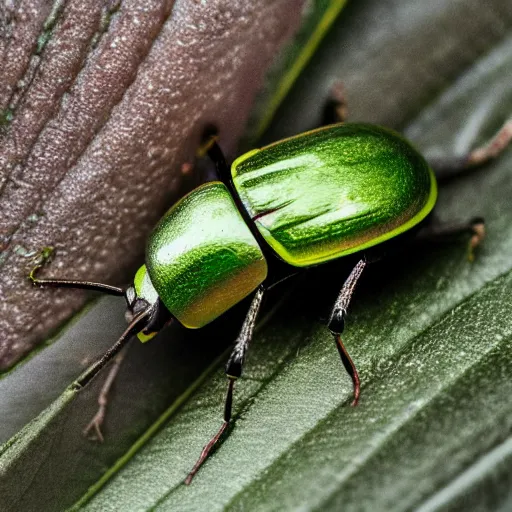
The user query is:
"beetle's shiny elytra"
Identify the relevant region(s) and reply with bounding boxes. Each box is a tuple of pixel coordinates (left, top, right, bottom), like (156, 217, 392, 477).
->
(233, 124, 437, 266)
(142, 123, 436, 329)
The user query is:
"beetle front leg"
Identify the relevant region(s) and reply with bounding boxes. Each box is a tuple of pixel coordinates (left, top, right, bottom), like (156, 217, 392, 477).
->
(82, 343, 132, 442)
(428, 117, 512, 181)
(29, 248, 152, 439)
(185, 285, 265, 485)
(328, 258, 367, 406)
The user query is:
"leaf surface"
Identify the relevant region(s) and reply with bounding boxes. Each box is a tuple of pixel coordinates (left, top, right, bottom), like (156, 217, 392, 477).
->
(1, 1, 512, 511)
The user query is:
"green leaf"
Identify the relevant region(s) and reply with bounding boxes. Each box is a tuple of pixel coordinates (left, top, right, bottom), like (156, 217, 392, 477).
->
(244, 0, 349, 143)
(2, 1, 512, 511)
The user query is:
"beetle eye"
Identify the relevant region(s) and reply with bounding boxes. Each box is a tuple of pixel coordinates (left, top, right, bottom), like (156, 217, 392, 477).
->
(125, 295, 150, 323)
(125, 286, 136, 309)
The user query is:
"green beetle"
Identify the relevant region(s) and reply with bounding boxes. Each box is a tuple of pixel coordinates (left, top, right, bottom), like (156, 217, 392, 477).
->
(31, 119, 509, 484)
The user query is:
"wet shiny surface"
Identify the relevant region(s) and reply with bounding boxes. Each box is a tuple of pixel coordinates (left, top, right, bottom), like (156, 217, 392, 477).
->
(146, 182, 267, 328)
(233, 123, 436, 266)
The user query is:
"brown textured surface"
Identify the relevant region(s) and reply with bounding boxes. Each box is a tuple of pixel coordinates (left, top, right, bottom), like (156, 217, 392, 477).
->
(0, 0, 55, 107)
(0, 0, 305, 369)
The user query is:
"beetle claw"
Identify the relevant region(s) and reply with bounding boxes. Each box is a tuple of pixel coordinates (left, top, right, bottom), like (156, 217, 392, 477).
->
(467, 219, 485, 262)
(83, 407, 106, 443)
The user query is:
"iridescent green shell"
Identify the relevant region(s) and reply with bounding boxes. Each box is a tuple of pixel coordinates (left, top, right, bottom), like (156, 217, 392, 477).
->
(232, 123, 437, 267)
(146, 182, 267, 329)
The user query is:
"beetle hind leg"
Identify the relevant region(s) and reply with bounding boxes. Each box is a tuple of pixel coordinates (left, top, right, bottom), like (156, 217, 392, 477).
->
(428, 117, 512, 181)
(417, 216, 485, 262)
(420, 119, 511, 260)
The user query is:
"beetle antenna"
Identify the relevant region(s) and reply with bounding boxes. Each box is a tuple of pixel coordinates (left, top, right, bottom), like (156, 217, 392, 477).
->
(75, 307, 152, 389)
(29, 263, 125, 296)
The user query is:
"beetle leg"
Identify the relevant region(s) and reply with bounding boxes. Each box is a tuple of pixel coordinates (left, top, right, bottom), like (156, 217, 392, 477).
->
(205, 138, 231, 185)
(196, 124, 219, 157)
(185, 285, 265, 485)
(73, 308, 151, 441)
(428, 117, 512, 181)
(69, 308, 151, 440)
(28, 247, 154, 438)
(328, 258, 367, 406)
(82, 343, 132, 442)
(196, 125, 237, 187)
(417, 216, 485, 262)
(322, 81, 349, 125)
